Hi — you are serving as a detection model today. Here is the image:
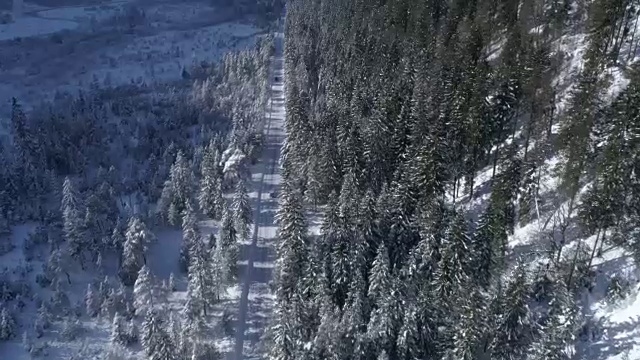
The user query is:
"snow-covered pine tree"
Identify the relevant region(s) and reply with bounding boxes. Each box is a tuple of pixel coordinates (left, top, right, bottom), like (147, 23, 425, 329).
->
(218, 205, 238, 282)
(273, 184, 308, 302)
(490, 264, 535, 359)
(209, 239, 225, 302)
(51, 281, 71, 315)
(0, 213, 10, 236)
(471, 211, 498, 288)
(168, 272, 176, 292)
(141, 310, 175, 359)
(184, 236, 215, 319)
(61, 177, 85, 265)
(0, 306, 16, 340)
(120, 217, 154, 286)
(126, 318, 139, 345)
(528, 278, 577, 360)
(85, 283, 100, 317)
(198, 142, 224, 220)
(110, 219, 126, 255)
(368, 242, 390, 304)
(133, 265, 154, 316)
(450, 285, 489, 360)
(159, 150, 196, 227)
(233, 179, 252, 242)
(46, 247, 72, 285)
(180, 201, 199, 273)
(34, 303, 50, 337)
(110, 312, 127, 346)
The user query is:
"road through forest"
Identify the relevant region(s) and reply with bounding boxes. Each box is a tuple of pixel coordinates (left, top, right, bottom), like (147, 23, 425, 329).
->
(233, 20, 285, 360)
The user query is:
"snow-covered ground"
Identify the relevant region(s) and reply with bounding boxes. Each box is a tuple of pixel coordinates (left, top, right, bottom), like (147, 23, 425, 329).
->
(0, 16, 77, 40)
(0, 0, 262, 115)
(0, 1, 275, 359)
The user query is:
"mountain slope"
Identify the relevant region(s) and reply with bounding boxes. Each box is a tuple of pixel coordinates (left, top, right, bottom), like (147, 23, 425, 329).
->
(266, 0, 640, 359)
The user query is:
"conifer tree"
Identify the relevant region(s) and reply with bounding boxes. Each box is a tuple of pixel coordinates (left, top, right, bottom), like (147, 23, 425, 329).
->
(368, 243, 390, 305)
(159, 150, 196, 226)
(168, 272, 176, 292)
(0, 307, 16, 340)
(85, 283, 99, 317)
(218, 205, 238, 282)
(120, 217, 154, 286)
(61, 177, 85, 263)
(110, 312, 128, 346)
(451, 284, 489, 360)
(180, 201, 200, 273)
(133, 265, 154, 316)
(528, 279, 576, 360)
(233, 179, 253, 242)
(141, 310, 175, 360)
(198, 142, 224, 220)
(490, 264, 535, 359)
(274, 184, 308, 302)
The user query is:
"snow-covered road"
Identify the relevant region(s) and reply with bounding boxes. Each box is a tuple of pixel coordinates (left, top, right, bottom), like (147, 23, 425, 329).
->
(233, 24, 285, 360)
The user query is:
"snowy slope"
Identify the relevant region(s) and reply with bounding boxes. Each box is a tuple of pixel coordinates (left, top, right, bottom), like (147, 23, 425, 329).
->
(449, 5, 640, 359)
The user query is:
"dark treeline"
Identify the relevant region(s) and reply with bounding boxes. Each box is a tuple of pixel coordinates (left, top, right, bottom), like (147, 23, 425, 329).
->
(268, 0, 640, 359)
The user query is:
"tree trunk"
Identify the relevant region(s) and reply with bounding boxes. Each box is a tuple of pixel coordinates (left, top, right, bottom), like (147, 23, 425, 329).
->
(628, 11, 639, 63)
(554, 196, 575, 264)
(566, 239, 581, 289)
(587, 228, 602, 270)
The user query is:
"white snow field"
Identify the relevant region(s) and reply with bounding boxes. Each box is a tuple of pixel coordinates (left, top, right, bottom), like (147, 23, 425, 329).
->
(0, 0, 262, 116)
(233, 23, 284, 360)
(0, 0, 131, 41)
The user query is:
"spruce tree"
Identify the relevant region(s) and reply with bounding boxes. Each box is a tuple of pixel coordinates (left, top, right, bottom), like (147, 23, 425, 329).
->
(133, 265, 154, 316)
(0, 307, 16, 340)
(198, 142, 224, 220)
(180, 201, 200, 273)
(61, 177, 85, 263)
(85, 283, 99, 317)
(490, 264, 535, 360)
(110, 312, 128, 346)
(120, 217, 154, 286)
(160, 150, 196, 226)
(274, 184, 308, 302)
(233, 179, 253, 242)
(218, 205, 238, 282)
(141, 310, 175, 360)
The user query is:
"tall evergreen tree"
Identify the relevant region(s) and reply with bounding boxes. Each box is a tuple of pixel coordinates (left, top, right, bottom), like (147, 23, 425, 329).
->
(218, 205, 238, 282)
(233, 179, 253, 242)
(180, 201, 200, 273)
(61, 177, 85, 263)
(120, 217, 154, 286)
(133, 265, 154, 316)
(198, 142, 224, 220)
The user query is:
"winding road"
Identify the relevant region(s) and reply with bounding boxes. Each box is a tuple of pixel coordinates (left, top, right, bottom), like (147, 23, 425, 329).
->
(233, 19, 285, 360)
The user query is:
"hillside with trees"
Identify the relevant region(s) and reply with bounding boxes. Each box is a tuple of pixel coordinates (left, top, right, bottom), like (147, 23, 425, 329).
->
(267, 0, 640, 359)
(0, 10, 277, 359)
